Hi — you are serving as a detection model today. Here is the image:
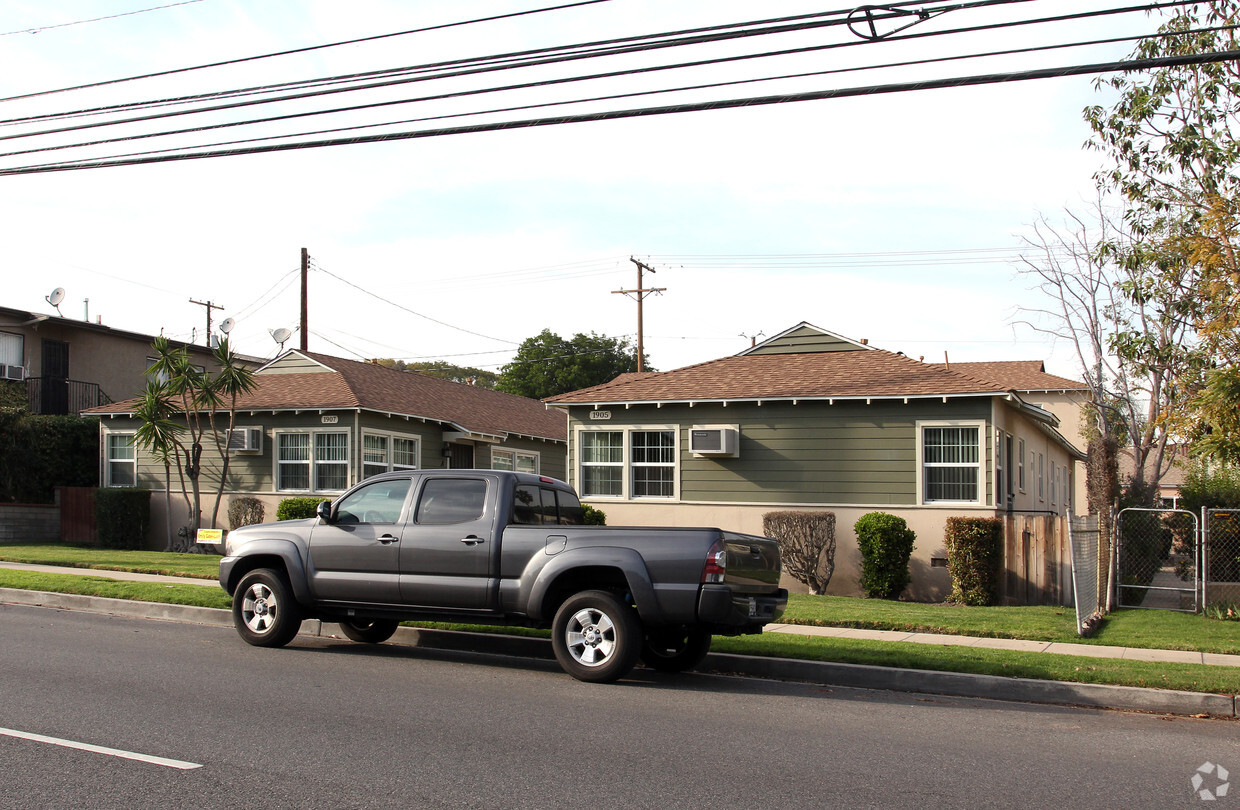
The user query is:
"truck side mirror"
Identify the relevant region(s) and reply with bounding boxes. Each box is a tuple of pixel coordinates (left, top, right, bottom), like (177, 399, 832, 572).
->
(316, 500, 334, 524)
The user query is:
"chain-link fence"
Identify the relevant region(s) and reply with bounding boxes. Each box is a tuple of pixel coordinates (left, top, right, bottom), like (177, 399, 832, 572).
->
(1204, 509, 1240, 608)
(1069, 515, 1102, 634)
(1115, 508, 1199, 612)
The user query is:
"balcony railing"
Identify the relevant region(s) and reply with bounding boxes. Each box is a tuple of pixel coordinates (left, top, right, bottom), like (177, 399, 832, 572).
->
(25, 377, 111, 415)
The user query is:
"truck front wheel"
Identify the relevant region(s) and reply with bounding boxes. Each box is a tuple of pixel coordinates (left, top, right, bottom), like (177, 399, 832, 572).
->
(233, 568, 302, 648)
(551, 590, 642, 683)
(640, 627, 712, 673)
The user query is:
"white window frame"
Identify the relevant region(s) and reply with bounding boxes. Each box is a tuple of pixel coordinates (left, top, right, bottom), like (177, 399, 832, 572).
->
(1018, 439, 1026, 493)
(995, 429, 1006, 508)
(575, 426, 680, 501)
(362, 431, 421, 479)
(274, 429, 351, 493)
(492, 447, 540, 474)
(0, 331, 23, 370)
(104, 431, 137, 488)
(916, 420, 985, 506)
(1038, 453, 1045, 502)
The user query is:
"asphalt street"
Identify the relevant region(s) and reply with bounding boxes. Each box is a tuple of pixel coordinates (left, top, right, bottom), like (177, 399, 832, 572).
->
(2, 604, 1238, 810)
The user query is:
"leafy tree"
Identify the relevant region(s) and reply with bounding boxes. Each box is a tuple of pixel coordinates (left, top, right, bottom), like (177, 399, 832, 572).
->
(132, 381, 184, 551)
(1084, 1, 1240, 460)
(496, 329, 651, 400)
(371, 359, 498, 389)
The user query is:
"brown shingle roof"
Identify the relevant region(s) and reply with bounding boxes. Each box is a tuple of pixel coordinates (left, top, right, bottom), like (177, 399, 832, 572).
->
(931, 361, 1088, 392)
(86, 351, 566, 442)
(547, 348, 1012, 404)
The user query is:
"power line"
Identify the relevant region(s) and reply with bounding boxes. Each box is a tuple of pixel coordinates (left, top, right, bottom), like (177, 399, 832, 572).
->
(0, 0, 206, 38)
(3, 46, 1232, 177)
(0, 0, 613, 103)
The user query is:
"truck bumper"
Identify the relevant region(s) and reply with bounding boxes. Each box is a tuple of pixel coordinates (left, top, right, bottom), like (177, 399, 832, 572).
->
(697, 585, 788, 632)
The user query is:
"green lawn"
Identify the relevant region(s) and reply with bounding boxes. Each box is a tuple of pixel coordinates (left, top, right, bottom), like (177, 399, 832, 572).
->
(1, 543, 1238, 694)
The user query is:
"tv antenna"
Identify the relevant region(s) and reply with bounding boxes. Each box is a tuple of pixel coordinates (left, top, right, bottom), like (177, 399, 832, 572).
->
(45, 287, 65, 316)
(269, 327, 292, 352)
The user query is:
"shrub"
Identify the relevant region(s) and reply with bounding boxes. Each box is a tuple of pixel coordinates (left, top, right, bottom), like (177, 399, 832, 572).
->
(582, 504, 606, 525)
(763, 510, 836, 594)
(0, 413, 98, 503)
(854, 512, 915, 599)
(228, 497, 265, 529)
(276, 497, 324, 521)
(94, 488, 150, 550)
(944, 517, 1004, 606)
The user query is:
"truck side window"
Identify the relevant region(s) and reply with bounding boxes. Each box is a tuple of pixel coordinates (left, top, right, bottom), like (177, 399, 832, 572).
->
(334, 479, 411, 524)
(416, 478, 487, 525)
(555, 489, 586, 526)
(512, 485, 539, 525)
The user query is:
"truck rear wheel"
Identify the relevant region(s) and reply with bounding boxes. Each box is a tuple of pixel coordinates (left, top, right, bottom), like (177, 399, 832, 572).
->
(640, 627, 712, 673)
(233, 568, 302, 648)
(338, 619, 399, 644)
(551, 590, 641, 683)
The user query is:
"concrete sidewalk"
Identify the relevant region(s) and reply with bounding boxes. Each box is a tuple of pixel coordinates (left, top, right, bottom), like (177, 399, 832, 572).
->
(1, 560, 1237, 717)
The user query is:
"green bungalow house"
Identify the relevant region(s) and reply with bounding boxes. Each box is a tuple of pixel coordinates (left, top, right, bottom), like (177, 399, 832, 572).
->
(546, 323, 1085, 602)
(86, 350, 567, 549)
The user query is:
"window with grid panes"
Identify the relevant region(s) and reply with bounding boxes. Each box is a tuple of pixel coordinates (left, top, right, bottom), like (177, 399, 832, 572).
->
(922, 424, 981, 503)
(630, 430, 675, 498)
(580, 431, 623, 497)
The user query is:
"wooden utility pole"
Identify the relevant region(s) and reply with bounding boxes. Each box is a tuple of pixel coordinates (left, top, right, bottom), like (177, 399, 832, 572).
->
(300, 247, 309, 352)
(613, 257, 665, 372)
(189, 298, 224, 346)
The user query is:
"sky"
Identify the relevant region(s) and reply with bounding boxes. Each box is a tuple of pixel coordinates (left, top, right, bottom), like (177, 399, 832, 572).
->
(0, 0, 1168, 380)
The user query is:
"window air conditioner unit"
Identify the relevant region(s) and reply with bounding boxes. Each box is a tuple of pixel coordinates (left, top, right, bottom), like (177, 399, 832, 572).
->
(689, 425, 739, 457)
(226, 427, 263, 453)
(1, 365, 24, 381)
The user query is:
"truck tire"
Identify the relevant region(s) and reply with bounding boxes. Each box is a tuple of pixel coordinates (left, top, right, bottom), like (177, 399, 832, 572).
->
(640, 627, 712, 673)
(551, 590, 642, 683)
(233, 568, 302, 648)
(338, 619, 399, 644)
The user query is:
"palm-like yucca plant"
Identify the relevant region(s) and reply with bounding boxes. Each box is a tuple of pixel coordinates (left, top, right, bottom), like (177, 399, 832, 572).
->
(132, 380, 185, 551)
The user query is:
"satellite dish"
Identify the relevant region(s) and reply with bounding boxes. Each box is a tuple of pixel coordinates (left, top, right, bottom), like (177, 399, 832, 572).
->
(46, 287, 65, 313)
(269, 327, 293, 351)
(219, 317, 235, 334)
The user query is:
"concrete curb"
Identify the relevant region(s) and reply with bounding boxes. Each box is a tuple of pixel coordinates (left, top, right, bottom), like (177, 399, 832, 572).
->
(3, 587, 1235, 718)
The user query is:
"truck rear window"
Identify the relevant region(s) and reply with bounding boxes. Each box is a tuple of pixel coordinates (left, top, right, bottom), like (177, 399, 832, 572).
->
(512, 484, 586, 526)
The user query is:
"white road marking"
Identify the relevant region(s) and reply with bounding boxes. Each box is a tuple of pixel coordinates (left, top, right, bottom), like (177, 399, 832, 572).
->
(0, 727, 202, 770)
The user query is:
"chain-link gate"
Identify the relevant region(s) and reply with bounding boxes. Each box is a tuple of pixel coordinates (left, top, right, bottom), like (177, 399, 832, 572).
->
(1204, 509, 1240, 609)
(1115, 508, 1200, 612)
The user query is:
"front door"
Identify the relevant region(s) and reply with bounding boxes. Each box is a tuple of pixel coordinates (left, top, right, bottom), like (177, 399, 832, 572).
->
(307, 477, 413, 604)
(399, 475, 496, 611)
(40, 339, 69, 414)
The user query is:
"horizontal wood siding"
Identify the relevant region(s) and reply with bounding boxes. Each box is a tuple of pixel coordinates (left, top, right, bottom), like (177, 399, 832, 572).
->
(568, 399, 992, 506)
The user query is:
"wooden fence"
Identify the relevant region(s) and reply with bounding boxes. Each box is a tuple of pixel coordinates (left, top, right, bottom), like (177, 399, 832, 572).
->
(1003, 514, 1072, 607)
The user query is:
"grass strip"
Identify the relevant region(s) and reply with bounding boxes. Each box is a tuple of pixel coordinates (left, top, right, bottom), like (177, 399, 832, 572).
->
(0, 568, 231, 609)
(783, 594, 1240, 655)
(2, 568, 1234, 694)
(0, 544, 221, 580)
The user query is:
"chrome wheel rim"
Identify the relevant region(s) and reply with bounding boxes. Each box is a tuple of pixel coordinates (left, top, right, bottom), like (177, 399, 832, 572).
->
(564, 607, 616, 667)
(241, 582, 278, 634)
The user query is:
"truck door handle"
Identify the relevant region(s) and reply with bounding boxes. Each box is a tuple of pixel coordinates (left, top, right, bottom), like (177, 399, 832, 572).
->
(460, 536, 484, 545)
(378, 534, 399, 544)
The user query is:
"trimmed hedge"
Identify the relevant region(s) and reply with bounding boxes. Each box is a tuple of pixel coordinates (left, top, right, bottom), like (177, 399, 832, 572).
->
(228, 496, 265, 529)
(276, 497, 324, 521)
(944, 517, 1004, 606)
(855, 512, 915, 600)
(0, 412, 99, 504)
(582, 504, 607, 525)
(94, 488, 150, 550)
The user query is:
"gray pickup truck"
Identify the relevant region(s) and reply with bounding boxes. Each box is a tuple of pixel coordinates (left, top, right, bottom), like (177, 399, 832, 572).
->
(219, 470, 787, 682)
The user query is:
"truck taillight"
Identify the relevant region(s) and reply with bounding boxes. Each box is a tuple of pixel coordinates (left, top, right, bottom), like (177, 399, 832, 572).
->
(702, 540, 727, 583)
